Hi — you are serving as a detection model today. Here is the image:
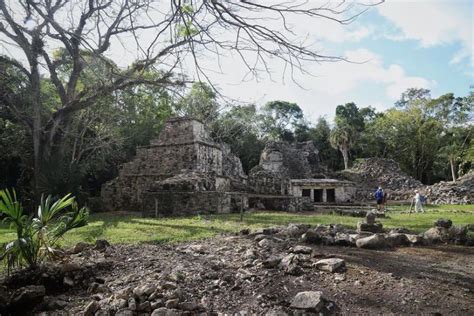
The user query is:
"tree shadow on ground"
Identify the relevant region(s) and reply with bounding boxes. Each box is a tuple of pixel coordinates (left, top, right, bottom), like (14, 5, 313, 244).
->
(321, 245, 474, 290)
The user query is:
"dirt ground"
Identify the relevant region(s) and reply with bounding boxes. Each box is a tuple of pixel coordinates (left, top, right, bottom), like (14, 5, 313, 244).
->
(54, 231, 474, 315)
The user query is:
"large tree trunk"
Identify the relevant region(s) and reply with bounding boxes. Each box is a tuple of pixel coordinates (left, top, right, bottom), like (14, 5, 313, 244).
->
(30, 50, 42, 200)
(449, 157, 457, 182)
(341, 146, 349, 170)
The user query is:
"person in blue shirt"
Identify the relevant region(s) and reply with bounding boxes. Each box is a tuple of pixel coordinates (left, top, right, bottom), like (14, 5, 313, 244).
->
(374, 186, 384, 211)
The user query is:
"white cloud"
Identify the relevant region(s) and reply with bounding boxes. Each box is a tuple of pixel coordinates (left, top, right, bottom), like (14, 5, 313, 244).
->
(310, 48, 434, 99)
(206, 48, 434, 122)
(377, 0, 473, 65)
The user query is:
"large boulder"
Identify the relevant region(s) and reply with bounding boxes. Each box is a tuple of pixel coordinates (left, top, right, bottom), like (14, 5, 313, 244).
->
(448, 225, 468, 243)
(290, 291, 325, 312)
(356, 234, 387, 249)
(405, 234, 423, 245)
(386, 233, 410, 247)
(423, 227, 449, 243)
(434, 218, 452, 228)
(301, 229, 322, 244)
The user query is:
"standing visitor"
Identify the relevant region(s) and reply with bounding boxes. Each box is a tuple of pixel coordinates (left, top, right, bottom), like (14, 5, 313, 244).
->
(374, 186, 384, 211)
(413, 190, 425, 213)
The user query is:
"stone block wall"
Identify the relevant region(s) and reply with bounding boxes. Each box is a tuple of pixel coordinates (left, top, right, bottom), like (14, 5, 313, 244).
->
(248, 167, 290, 195)
(101, 117, 248, 213)
(142, 191, 248, 217)
(248, 196, 313, 212)
(249, 141, 322, 196)
(290, 180, 356, 203)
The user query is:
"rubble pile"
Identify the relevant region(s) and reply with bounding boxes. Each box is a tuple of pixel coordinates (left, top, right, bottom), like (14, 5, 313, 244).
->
(339, 158, 423, 200)
(1, 220, 472, 315)
(0, 240, 113, 315)
(425, 170, 474, 204)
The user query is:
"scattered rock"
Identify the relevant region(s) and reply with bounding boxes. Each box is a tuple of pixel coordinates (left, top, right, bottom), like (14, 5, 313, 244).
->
(314, 258, 345, 273)
(72, 242, 91, 254)
(386, 233, 410, 247)
(165, 299, 179, 309)
(435, 218, 453, 228)
(263, 256, 282, 269)
(290, 245, 312, 254)
(405, 234, 423, 245)
(63, 276, 75, 287)
(61, 262, 81, 273)
(301, 230, 322, 244)
(258, 238, 272, 249)
(151, 307, 181, 316)
(423, 227, 448, 243)
(84, 300, 100, 316)
(356, 234, 387, 249)
(10, 285, 46, 311)
(366, 211, 376, 224)
(138, 301, 152, 312)
(290, 291, 325, 312)
(449, 225, 468, 243)
(94, 239, 111, 251)
(357, 222, 383, 233)
(115, 309, 135, 316)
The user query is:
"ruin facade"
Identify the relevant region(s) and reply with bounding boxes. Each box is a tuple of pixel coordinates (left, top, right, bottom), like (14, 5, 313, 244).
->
(290, 179, 356, 203)
(248, 141, 356, 210)
(101, 117, 248, 215)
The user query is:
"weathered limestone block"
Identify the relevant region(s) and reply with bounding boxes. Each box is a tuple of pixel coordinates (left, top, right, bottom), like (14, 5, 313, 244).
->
(356, 234, 387, 249)
(314, 258, 345, 273)
(357, 222, 383, 233)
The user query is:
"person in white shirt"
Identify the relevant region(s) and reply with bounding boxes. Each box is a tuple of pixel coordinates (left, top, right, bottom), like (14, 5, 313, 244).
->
(413, 190, 425, 213)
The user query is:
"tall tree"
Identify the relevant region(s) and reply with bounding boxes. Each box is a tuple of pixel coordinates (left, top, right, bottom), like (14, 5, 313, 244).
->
(330, 102, 364, 169)
(261, 100, 304, 141)
(0, 1, 372, 196)
(175, 82, 219, 124)
(310, 117, 341, 170)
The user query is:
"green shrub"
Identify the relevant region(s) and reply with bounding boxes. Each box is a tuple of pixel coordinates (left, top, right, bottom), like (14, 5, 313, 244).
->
(0, 189, 88, 273)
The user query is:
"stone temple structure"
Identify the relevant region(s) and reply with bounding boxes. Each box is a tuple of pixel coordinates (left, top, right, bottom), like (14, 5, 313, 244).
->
(102, 117, 357, 216)
(248, 141, 356, 210)
(101, 117, 248, 215)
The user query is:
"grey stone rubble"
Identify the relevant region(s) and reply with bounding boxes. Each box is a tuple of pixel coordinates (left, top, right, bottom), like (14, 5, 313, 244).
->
(290, 291, 326, 312)
(340, 158, 473, 204)
(357, 210, 384, 233)
(3, 219, 472, 315)
(425, 170, 473, 204)
(339, 158, 423, 201)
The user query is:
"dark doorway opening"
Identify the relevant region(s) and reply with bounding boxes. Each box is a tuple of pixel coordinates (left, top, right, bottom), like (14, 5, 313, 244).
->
(302, 189, 311, 197)
(326, 188, 335, 202)
(313, 189, 323, 202)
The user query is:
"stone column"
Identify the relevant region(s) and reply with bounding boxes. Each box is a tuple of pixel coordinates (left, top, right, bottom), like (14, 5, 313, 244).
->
(310, 189, 314, 201)
(323, 189, 327, 203)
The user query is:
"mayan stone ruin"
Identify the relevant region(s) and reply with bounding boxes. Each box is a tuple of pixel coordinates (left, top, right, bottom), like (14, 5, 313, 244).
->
(102, 117, 471, 217)
(248, 141, 356, 210)
(101, 117, 248, 215)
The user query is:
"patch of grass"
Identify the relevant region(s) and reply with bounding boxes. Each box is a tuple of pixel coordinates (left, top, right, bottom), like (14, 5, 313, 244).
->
(0, 204, 472, 246)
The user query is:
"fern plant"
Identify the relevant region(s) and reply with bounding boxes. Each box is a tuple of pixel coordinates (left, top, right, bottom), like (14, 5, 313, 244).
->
(0, 189, 89, 273)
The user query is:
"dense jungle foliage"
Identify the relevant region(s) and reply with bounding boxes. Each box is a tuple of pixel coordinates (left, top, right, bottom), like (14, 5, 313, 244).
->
(1, 59, 473, 203)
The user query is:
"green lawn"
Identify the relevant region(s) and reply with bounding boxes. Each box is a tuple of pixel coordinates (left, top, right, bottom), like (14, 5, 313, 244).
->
(0, 205, 473, 247)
